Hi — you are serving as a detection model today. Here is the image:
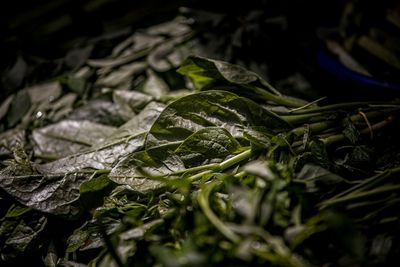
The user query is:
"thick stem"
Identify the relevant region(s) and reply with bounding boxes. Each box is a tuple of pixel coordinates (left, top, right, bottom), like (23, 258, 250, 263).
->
(244, 85, 308, 108)
(219, 149, 252, 170)
(291, 120, 336, 136)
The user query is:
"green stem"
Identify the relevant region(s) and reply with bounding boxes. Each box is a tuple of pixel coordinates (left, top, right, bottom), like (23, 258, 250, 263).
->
(322, 114, 395, 146)
(281, 113, 327, 125)
(324, 166, 400, 203)
(244, 85, 308, 108)
(286, 102, 374, 115)
(291, 120, 336, 136)
(319, 184, 400, 209)
(197, 180, 241, 243)
(219, 149, 252, 170)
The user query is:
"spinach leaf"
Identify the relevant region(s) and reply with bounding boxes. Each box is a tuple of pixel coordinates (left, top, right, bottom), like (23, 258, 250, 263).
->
(36, 132, 146, 174)
(109, 149, 185, 191)
(0, 210, 47, 261)
(0, 166, 89, 216)
(146, 90, 290, 151)
(141, 69, 170, 97)
(175, 127, 243, 168)
(96, 62, 147, 88)
(110, 127, 244, 189)
(177, 56, 308, 107)
(32, 120, 116, 159)
(177, 55, 265, 90)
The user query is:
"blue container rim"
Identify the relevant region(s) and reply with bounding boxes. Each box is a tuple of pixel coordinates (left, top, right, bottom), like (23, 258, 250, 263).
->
(316, 49, 400, 92)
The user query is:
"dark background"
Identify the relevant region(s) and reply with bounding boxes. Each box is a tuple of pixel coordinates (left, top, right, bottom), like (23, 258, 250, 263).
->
(1, 0, 393, 101)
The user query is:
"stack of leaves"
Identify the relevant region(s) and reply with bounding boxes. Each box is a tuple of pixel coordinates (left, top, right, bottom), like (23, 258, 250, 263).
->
(1, 15, 400, 267)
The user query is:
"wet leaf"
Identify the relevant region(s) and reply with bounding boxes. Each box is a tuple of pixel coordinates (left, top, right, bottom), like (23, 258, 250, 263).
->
(177, 55, 276, 92)
(141, 69, 170, 97)
(0, 165, 89, 216)
(112, 90, 153, 113)
(96, 62, 147, 88)
(36, 132, 146, 175)
(146, 19, 191, 36)
(32, 120, 116, 159)
(146, 90, 290, 151)
(109, 148, 185, 191)
(67, 99, 130, 126)
(0, 212, 47, 261)
(27, 81, 62, 105)
(175, 127, 243, 168)
(343, 117, 360, 144)
(297, 164, 345, 193)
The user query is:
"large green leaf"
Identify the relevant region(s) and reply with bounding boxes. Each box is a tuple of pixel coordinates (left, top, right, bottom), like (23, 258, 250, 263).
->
(177, 56, 308, 107)
(0, 165, 89, 216)
(36, 132, 146, 175)
(146, 90, 290, 151)
(32, 120, 116, 159)
(36, 102, 164, 174)
(110, 127, 244, 189)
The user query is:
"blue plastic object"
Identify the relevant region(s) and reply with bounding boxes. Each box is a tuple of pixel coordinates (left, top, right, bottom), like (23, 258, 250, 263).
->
(316, 49, 400, 92)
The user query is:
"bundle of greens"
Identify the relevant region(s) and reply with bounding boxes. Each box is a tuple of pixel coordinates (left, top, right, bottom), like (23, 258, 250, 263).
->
(1, 17, 400, 266)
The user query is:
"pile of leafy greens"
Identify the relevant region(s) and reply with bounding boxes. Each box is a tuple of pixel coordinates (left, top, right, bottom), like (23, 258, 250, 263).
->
(1, 15, 400, 267)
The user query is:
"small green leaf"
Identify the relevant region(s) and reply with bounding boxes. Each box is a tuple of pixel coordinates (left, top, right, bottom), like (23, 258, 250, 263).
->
(310, 140, 331, 169)
(4, 204, 31, 218)
(343, 117, 360, 144)
(177, 56, 260, 90)
(175, 127, 243, 168)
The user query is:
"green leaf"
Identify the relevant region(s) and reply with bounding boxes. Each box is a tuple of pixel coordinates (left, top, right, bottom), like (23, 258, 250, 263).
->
(296, 164, 346, 193)
(32, 120, 116, 159)
(96, 61, 147, 88)
(175, 127, 243, 168)
(310, 140, 331, 169)
(177, 56, 262, 90)
(36, 132, 146, 174)
(109, 148, 185, 191)
(67, 99, 130, 126)
(0, 166, 90, 216)
(343, 117, 360, 144)
(0, 212, 47, 260)
(146, 90, 290, 151)
(4, 204, 31, 218)
(243, 127, 273, 149)
(102, 101, 165, 144)
(177, 56, 309, 107)
(66, 74, 87, 95)
(79, 174, 114, 210)
(141, 69, 170, 98)
(113, 90, 153, 113)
